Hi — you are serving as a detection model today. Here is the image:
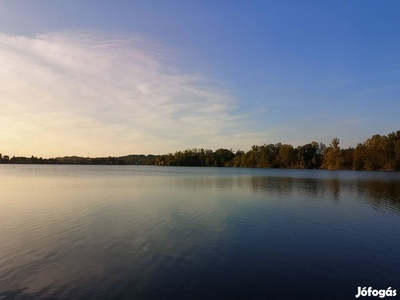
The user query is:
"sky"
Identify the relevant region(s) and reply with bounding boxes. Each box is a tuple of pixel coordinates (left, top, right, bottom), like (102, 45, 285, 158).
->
(0, 1, 399, 157)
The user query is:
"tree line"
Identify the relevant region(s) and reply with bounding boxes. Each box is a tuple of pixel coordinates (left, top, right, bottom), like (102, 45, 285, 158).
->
(1, 130, 399, 171)
(152, 130, 400, 170)
(0, 154, 156, 166)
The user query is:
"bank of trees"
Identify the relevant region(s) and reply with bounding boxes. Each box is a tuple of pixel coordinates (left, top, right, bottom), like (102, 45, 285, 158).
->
(154, 142, 326, 168)
(1, 130, 399, 170)
(0, 154, 156, 165)
(154, 130, 400, 171)
(321, 131, 400, 171)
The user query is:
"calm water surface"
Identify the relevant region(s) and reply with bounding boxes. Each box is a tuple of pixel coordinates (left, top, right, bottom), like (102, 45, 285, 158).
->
(0, 165, 399, 300)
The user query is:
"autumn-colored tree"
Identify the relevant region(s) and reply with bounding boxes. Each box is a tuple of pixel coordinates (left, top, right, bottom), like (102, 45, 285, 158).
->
(279, 144, 295, 167)
(322, 138, 343, 170)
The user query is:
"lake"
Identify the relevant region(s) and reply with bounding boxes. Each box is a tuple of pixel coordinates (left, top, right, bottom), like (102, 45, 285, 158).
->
(0, 165, 399, 300)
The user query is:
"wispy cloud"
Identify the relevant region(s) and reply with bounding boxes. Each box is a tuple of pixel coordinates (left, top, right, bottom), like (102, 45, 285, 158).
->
(0, 30, 259, 157)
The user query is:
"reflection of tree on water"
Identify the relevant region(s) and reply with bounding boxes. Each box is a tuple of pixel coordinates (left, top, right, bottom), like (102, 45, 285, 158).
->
(177, 174, 400, 211)
(355, 180, 400, 210)
(177, 176, 242, 190)
(249, 177, 400, 210)
(324, 179, 341, 201)
(249, 177, 343, 201)
(248, 176, 294, 196)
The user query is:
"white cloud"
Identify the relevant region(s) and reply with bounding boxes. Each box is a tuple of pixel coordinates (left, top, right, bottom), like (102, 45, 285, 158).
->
(0, 30, 257, 157)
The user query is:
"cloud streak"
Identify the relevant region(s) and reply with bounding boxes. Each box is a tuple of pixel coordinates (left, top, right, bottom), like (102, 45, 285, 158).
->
(0, 30, 259, 157)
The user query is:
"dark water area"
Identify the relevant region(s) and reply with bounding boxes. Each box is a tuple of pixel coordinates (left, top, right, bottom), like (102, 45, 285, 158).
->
(0, 165, 399, 300)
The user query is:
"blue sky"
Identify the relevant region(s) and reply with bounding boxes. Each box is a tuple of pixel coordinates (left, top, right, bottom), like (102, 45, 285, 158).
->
(0, 1, 399, 157)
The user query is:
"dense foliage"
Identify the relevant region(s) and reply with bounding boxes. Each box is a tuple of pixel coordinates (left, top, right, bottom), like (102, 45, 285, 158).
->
(154, 131, 400, 171)
(1, 130, 400, 171)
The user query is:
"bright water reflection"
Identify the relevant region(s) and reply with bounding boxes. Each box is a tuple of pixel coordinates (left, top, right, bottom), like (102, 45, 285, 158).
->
(0, 165, 399, 300)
